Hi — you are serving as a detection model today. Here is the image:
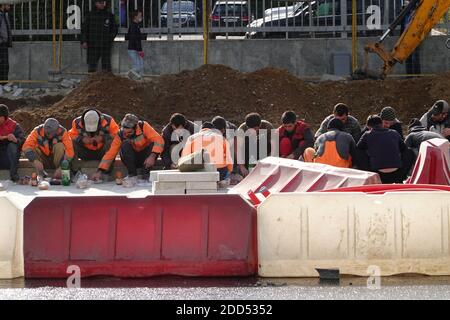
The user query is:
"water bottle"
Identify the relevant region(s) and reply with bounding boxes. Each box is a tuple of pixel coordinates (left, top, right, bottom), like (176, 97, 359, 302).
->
(248, 156, 257, 173)
(61, 160, 71, 186)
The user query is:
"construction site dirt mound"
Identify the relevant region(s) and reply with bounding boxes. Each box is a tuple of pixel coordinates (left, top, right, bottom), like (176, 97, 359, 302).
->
(11, 65, 450, 134)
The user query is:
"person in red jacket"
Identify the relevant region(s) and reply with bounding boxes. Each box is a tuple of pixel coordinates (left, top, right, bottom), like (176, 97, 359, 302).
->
(278, 111, 314, 159)
(0, 104, 24, 181)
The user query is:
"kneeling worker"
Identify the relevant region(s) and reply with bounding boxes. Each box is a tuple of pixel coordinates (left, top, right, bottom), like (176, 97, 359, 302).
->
(304, 118, 356, 168)
(93, 114, 164, 179)
(22, 118, 74, 179)
(181, 122, 233, 182)
(69, 109, 119, 173)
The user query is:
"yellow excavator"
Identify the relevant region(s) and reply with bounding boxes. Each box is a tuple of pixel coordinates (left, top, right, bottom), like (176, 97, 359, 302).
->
(354, 0, 450, 79)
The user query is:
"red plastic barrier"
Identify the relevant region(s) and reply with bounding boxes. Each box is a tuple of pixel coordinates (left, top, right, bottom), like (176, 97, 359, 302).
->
(24, 195, 256, 278)
(322, 184, 450, 194)
(407, 138, 450, 185)
(230, 157, 381, 197)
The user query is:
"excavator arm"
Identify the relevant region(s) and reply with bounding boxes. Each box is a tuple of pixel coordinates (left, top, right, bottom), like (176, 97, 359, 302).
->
(358, 0, 450, 79)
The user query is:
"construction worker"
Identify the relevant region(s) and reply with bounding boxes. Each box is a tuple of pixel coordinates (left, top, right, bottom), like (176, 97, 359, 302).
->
(161, 113, 199, 169)
(212, 116, 237, 139)
(278, 111, 314, 159)
(22, 118, 74, 179)
(315, 103, 361, 142)
(303, 118, 356, 168)
(405, 118, 443, 156)
(356, 115, 408, 184)
(0, 104, 24, 181)
(81, 0, 118, 73)
(420, 100, 450, 140)
(237, 113, 274, 177)
(93, 114, 164, 179)
(69, 109, 119, 172)
(379, 106, 404, 139)
(181, 122, 233, 181)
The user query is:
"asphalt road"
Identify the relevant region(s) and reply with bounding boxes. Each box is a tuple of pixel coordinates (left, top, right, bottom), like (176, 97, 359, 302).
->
(1, 276, 450, 300)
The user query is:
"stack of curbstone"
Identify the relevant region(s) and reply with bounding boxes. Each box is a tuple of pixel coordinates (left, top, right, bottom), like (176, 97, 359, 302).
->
(150, 170, 219, 195)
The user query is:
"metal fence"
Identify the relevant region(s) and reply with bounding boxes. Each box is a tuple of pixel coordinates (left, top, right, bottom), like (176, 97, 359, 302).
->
(8, 0, 450, 39)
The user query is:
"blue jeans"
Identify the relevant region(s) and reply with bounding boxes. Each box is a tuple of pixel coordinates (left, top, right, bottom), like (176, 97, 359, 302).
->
(127, 50, 144, 75)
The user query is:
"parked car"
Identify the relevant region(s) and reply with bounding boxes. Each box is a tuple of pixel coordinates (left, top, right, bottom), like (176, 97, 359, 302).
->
(210, 1, 249, 39)
(264, 2, 302, 19)
(160, 1, 200, 28)
(247, 0, 389, 39)
(247, 1, 312, 39)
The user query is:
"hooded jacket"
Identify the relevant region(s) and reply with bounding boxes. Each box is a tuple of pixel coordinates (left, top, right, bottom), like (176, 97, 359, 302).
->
(405, 126, 443, 153)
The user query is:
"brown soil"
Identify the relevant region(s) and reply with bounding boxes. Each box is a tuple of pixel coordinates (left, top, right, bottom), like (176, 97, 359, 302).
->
(11, 65, 450, 134)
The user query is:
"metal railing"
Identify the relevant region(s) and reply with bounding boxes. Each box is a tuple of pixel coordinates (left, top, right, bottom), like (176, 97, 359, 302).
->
(8, 0, 450, 39)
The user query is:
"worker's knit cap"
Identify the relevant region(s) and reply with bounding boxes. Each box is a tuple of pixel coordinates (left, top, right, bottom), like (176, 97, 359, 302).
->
(121, 114, 139, 129)
(379, 106, 397, 121)
(328, 118, 344, 131)
(0, 104, 9, 118)
(44, 118, 60, 135)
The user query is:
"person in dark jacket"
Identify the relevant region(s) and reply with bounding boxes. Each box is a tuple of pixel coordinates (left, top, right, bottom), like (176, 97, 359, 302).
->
(400, 0, 421, 77)
(315, 103, 361, 142)
(357, 115, 409, 184)
(161, 113, 199, 169)
(405, 118, 443, 155)
(361, 106, 404, 139)
(380, 106, 404, 138)
(127, 10, 146, 79)
(237, 113, 274, 176)
(0, 104, 25, 181)
(81, 0, 118, 73)
(278, 111, 314, 159)
(212, 116, 237, 139)
(0, 3, 12, 82)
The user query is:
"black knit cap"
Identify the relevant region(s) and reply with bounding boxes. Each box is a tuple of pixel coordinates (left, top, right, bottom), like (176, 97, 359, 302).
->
(379, 106, 397, 121)
(0, 104, 9, 118)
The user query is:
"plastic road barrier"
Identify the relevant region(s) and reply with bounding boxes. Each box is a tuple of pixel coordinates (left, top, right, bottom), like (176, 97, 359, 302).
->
(258, 192, 450, 277)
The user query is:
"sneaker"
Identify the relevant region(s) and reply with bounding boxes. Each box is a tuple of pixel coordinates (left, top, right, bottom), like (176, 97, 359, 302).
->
(127, 69, 142, 81)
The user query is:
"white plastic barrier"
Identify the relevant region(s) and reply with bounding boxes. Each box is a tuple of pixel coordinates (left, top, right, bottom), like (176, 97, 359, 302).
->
(258, 192, 450, 277)
(0, 194, 24, 279)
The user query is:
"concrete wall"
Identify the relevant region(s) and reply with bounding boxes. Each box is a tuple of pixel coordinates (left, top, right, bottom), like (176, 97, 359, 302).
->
(8, 36, 450, 80)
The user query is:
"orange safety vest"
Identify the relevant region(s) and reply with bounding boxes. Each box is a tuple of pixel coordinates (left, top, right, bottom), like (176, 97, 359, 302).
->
(23, 124, 75, 160)
(98, 121, 164, 171)
(314, 140, 352, 168)
(69, 113, 119, 151)
(181, 128, 233, 172)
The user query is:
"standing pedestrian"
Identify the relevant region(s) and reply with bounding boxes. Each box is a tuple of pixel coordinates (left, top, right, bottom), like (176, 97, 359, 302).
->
(81, 0, 118, 73)
(127, 10, 146, 79)
(0, 2, 12, 83)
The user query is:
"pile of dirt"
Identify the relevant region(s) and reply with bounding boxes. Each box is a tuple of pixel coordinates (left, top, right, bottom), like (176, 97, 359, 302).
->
(11, 65, 450, 134)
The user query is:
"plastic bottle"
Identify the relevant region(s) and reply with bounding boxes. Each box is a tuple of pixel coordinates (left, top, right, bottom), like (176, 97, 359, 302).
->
(61, 160, 71, 186)
(30, 172, 38, 187)
(248, 156, 257, 173)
